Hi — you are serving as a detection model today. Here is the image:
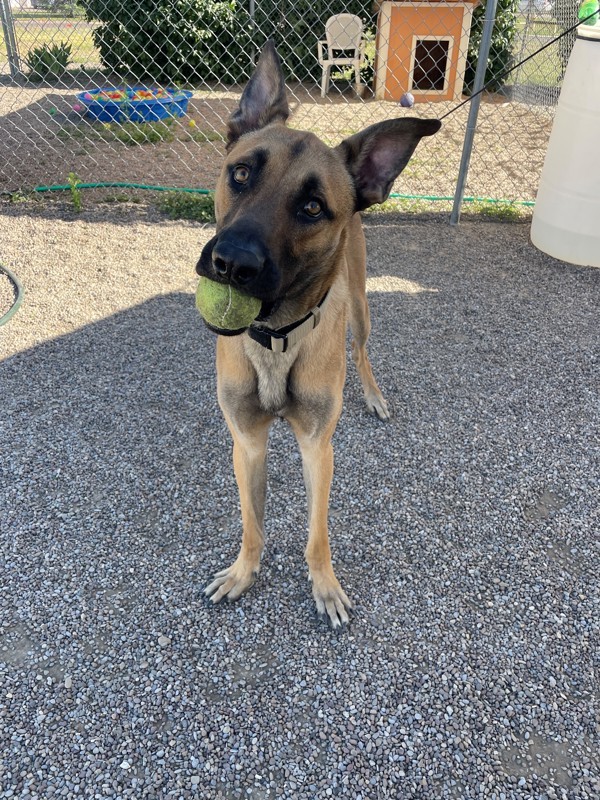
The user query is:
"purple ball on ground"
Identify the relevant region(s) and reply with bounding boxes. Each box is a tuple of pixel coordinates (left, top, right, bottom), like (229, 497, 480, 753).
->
(400, 92, 415, 108)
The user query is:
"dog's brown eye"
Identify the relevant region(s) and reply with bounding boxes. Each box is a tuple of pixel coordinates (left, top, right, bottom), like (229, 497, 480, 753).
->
(233, 165, 250, 184)
(304, 199, 322, 218)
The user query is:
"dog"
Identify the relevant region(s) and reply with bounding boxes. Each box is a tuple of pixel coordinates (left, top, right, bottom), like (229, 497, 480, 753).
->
(196, 41, 440, 627)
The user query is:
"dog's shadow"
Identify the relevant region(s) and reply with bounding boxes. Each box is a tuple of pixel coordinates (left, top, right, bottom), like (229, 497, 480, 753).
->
(3, 224, 594, 643)
(3, 292, 224, 546)
(2, 289, 423, 632)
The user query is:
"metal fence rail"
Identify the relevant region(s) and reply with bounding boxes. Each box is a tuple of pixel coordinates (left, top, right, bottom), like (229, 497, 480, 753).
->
(0, 0, 574, 211)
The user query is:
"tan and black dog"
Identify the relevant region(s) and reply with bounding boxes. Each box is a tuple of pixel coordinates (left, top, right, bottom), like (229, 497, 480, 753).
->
(197, 41, 440, 627)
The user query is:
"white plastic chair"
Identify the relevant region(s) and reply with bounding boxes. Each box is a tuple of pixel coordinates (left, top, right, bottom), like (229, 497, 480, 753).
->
(317, 14, 365, 98)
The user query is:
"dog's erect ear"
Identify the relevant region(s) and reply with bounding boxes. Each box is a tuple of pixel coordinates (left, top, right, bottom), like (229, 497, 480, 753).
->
(336, 118, 441, 211)
(227, 40, 289, 149)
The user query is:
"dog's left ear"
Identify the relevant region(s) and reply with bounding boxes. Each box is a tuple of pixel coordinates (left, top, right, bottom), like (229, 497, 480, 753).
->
(336, 118, 441, 211)
(227, 40, 290, 149)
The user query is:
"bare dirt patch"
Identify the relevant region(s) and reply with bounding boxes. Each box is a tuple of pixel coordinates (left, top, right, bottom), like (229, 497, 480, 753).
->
(0, 82, 553, 203)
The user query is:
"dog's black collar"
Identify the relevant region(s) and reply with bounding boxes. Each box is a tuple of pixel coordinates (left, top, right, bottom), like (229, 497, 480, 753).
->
(248, 290, 330, 353)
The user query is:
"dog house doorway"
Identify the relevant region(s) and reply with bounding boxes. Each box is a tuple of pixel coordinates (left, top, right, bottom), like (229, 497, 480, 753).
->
(410, 36, 454, 94)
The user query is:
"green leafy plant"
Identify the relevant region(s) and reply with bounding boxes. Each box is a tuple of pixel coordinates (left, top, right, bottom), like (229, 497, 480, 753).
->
(104, 193, 133, 202)
(8, 190, 31, 204)
(25, 41, 72, 82)
(359, 32, 376, 90)
(464, 0, 520, 94)
(67, 172, 83, 212)
(158, 192, 215, 222)
(80, 0, 253, 83)
(469, 199, 528, 221)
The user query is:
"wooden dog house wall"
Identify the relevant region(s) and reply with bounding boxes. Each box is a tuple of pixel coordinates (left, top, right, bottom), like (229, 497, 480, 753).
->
(375, 0, 479, 103)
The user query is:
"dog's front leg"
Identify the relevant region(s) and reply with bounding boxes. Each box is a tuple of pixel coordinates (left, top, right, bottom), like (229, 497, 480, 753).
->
(290, 415, 353, 628)
(204, 412, 270, 602)
(205, 341, 272, 604)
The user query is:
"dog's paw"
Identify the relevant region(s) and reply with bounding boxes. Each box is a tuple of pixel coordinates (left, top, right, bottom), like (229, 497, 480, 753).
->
(309, 570, 353, 629)
(365, 390, 390, 421)
(204, 558, 259, 603)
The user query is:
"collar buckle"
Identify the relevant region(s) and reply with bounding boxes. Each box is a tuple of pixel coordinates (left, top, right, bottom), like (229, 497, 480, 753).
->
(248, 290, 329, 352)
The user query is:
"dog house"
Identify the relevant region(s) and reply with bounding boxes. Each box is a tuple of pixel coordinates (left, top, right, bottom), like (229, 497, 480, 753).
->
(375, 0, 479, 103)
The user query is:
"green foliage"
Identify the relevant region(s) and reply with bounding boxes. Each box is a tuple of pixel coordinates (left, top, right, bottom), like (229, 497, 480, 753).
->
(68, 172, 83, 212)
(187, 128, 226, 143)
(158, 192, 215, 222)
(79, 0, 373, 84)
(80, 0, 253, 83)
(468, 199, 527, 221)
(25, 41, 72, 81)
(464, 0, 520, 94)
(108, 121, 175, 145)
(8, 190, 31, 204)
(359, 32, 376, 89)
(56, 119, 223, 146)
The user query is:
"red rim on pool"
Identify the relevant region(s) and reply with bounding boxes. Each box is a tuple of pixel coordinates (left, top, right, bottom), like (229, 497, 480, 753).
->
(76, 86, 193, 123)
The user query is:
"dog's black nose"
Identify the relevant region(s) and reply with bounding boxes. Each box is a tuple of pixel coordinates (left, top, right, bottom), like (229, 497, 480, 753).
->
(212, 237, 265, 287)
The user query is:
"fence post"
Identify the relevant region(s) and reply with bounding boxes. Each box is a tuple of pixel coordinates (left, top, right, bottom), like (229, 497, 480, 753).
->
(0, 0, 21, 80)
(450, 0, 499, 225)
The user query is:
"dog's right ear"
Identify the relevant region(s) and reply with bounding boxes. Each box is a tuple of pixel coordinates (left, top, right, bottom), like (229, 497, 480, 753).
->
(227, 40, 290, 149)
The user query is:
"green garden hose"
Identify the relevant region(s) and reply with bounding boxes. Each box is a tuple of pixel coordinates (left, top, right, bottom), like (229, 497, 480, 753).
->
(0, 264, 24, 327)
(30, 181, 534, 206)
(32, 182, 212, 195)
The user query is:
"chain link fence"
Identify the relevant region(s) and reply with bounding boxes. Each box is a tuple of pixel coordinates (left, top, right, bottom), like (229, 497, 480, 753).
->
(0, 0, 577, 211)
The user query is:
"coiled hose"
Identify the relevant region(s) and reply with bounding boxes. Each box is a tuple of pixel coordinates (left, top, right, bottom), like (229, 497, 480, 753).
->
(0, 264, 24, 327)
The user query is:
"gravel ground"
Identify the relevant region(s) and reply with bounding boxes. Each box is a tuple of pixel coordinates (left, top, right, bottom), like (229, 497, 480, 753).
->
(1, 203, 599, 800)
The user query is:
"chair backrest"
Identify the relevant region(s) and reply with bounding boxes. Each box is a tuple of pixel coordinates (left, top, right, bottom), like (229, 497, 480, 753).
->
(325, 14, 363, 52)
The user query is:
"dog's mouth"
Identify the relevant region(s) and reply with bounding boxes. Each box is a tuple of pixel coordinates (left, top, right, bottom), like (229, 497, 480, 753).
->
(198, 298, 283, 338)
(254, 298, 281, 322)
(196, 232, 286, 328)
(195, 234, 287, 335)
(195, 228, 331, 337)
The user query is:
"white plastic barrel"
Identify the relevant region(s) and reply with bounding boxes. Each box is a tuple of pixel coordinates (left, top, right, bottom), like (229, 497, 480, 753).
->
(531, 24, 600, 268)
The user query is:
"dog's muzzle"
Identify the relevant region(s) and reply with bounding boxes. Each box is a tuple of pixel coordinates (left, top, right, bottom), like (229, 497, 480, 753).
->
(196, 227, 281, 301)
(211, 235, 265, 287)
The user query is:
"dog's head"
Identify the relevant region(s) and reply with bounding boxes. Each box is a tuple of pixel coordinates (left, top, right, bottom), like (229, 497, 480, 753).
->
(196, 41, 440, 327)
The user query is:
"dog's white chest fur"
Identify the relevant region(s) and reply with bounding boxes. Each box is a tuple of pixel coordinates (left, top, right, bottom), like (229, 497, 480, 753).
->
(242, 339, 299, 414)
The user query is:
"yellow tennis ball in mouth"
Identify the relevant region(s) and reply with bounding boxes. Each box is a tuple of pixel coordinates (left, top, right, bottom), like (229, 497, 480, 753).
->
(195, 277, 261, 332)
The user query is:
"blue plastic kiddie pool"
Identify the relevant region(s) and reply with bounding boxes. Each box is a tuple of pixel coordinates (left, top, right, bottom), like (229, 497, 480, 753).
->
(77, 87, 193, 123)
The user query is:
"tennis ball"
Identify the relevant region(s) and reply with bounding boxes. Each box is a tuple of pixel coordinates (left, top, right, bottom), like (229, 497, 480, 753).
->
(196, 277, 261, 333)
(400, 92, 415, 108)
